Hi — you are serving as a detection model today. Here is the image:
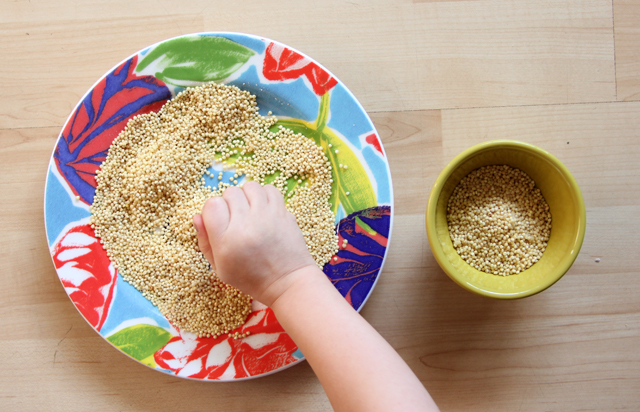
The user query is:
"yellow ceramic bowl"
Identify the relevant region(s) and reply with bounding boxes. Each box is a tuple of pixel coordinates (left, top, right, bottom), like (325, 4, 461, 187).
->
(426, 140, 586, 299)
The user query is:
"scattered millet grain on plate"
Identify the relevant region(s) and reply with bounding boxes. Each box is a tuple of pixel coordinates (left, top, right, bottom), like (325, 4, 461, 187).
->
(446, 165, 552, 276)
(91, 83, 339, 337)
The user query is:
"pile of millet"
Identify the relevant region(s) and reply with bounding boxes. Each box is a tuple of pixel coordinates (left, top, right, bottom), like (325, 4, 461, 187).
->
(91, 83, 338, 337)
(447, 165, 552, 276)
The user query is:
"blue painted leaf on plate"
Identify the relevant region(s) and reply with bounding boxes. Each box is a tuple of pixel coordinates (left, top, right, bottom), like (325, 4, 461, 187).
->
(323, 206, 391, 310)
(54, 55, 171, 204)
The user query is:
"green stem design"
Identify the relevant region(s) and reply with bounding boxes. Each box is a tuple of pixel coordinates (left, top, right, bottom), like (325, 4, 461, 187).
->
(314, 93, 331, 132)
(275, 92, 377, 217)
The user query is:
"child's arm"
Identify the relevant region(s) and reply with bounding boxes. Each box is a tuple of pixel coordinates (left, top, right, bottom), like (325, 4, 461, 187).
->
(193, 182, 439, 412)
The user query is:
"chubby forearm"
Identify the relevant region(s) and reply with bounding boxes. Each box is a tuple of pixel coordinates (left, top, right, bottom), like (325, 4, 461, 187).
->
(270, 267, 439, 412)
(196, 184, 438, 409)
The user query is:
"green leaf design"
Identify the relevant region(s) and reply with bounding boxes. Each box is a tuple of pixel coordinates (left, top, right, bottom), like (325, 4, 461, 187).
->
(140, 354, 158, 368)
(107, 324, 172, 361)
(274, 93, 377, 216)
(136, 36, 255, 86)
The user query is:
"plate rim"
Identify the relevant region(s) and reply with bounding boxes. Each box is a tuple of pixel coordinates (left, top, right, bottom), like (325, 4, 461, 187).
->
(44, 31, 395, 381)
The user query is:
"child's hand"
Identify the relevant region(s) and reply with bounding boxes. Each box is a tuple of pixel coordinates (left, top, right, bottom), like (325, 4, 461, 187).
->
(193, 181, 317, 307)
(194, 182, 439, 412)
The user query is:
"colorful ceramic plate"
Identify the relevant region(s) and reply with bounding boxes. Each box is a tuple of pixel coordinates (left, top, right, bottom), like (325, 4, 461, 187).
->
(44, 33, 393, 381)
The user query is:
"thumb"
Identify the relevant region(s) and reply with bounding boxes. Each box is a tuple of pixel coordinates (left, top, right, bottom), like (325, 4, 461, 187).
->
(201, 196, 231, 243)
(193, 214, 215, 270)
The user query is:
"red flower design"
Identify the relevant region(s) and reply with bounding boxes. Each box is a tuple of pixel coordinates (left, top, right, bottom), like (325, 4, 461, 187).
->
(365, 133, 384, 156)
(154, 308, 298, 379)
(52, 222, 117, 331)
(263, 42, 337, 96)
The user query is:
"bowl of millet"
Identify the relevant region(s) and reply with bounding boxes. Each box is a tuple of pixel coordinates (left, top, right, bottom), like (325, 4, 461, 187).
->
(426, 140, 586, 299)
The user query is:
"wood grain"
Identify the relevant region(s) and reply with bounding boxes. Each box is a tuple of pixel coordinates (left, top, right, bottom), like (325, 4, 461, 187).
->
(365, 103, 640, 410)
(1, 0, 639, 411)
(0, 0, 617, 129)
(614, 0, 640, 101)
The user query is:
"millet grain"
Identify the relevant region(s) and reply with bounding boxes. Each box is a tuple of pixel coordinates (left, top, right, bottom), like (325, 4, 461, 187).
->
(447, 165, 552, 276)
(91, 83, 338, 337)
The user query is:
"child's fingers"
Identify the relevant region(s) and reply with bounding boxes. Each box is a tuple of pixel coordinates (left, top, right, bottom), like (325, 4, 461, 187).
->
(193, 214, 215, 269)
(264, 184, 285, 209)
(202, 197, 231, 240)
(222, 186, 250, 218)
(243, 181, 267, 209)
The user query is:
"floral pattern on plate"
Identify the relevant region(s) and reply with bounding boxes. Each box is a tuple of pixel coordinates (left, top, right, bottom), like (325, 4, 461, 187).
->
(45, 33, 393, 381)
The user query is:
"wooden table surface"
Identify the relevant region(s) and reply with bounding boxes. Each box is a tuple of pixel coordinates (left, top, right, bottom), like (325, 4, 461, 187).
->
(2, 1, 639, 411)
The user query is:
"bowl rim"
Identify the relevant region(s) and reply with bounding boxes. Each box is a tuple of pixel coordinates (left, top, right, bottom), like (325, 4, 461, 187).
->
(425, 140, 586, 299)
